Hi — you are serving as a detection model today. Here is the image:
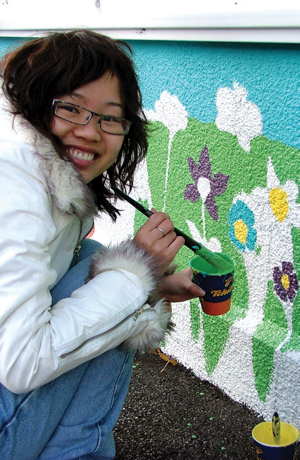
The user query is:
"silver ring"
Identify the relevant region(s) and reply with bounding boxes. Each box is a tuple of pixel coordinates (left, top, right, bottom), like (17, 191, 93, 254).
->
(156, 226, 165, 237)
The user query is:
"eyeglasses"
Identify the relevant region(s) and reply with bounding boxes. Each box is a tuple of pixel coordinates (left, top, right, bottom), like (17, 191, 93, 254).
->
(52, 99, 131, 135)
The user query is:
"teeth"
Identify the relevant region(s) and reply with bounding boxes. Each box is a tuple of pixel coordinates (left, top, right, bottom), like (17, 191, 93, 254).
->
(67, 148, 95, 162)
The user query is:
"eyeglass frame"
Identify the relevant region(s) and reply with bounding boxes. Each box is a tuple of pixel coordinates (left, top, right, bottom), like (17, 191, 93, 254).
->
(52, 99, 132, 135)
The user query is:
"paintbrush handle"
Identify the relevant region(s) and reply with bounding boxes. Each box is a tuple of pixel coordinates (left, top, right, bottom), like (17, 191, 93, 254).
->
(272, 412, 280, 440)
(173, 228, 201, 251)
(112, 186, 201, 252)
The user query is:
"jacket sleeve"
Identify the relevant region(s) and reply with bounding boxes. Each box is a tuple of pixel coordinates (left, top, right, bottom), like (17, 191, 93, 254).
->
(87, 240, 174, 352)
(0, 142, 172, 393)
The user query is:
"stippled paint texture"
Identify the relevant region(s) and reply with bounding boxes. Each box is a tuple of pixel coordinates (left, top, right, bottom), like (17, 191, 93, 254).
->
(1, 37, 300, 427)
(105, 40, 299, 426)
(144, 95, 300, 421)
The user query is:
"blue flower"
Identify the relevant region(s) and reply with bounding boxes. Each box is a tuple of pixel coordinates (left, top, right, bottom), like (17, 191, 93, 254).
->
(228, 200, 257, 252)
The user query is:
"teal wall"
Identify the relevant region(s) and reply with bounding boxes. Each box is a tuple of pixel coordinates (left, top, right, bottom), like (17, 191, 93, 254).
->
(0, 37, 26, 56)
(130, 40, 299, 150)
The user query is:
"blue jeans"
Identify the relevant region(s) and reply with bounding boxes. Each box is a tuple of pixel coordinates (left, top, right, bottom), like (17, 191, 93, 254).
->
(0, 239, 135, 460)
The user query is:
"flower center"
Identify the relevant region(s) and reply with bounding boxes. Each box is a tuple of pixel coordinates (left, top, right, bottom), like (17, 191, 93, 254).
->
(281, 273, 290, 290)
(269, 188, 289, 222)
(234, 219, 248, 245)
(197, 177, 211, 202)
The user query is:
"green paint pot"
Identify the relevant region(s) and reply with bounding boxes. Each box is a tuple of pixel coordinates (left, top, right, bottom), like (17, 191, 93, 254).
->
(189, 253, 234, 316)
(252, 421, 299, 460)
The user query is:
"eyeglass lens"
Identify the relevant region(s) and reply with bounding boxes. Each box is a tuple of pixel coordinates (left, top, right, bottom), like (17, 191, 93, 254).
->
(54, 101, 130, 135)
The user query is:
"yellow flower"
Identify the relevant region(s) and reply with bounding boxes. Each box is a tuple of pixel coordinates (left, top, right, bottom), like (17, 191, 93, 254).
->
(234, 219, 248, 245)
(267, 157, 300, 228)
(269, 188, 289, 222)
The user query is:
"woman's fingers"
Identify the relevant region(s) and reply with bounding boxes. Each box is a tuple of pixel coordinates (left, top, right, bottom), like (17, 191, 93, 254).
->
(134, 212, 184, 272)
(158, 268, 206, 303)
(135, 212, 173, 245)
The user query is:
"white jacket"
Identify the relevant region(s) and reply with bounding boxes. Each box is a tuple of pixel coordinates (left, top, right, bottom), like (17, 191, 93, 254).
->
(0, 93, 172, 393)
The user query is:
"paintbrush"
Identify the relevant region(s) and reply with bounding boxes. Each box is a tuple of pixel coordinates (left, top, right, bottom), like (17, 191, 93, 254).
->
(112, 185, 202, 252)
(111, 186, 234, 274)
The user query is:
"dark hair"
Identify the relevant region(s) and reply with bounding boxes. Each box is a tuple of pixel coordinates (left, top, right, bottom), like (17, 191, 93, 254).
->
(0, 30, 149, 220)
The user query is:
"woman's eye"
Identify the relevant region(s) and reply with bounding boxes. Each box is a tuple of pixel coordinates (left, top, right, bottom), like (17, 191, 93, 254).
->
(102, 115, 117, 122)
(62, 105, 80, 114)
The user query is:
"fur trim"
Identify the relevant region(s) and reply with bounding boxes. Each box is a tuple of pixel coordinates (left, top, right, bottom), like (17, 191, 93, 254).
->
(88, 239, 162, 300)
(36, 150, 97, 219)
(88, 240, 179, 300)
(0, 94, 97, 219)
(122, 300, 173, 352)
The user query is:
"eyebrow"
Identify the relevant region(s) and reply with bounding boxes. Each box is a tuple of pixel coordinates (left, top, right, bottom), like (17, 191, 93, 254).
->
(70, 92, 124, 110)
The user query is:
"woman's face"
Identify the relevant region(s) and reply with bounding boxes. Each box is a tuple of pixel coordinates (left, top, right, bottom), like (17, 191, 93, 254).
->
(51, 72, 125, 184)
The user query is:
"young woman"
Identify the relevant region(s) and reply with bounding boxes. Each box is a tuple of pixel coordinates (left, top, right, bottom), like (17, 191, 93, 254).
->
(0, 30, 204, 459)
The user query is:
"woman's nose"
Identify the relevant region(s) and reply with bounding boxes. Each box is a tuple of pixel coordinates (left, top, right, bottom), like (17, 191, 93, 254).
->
(73, 118, 101, 141)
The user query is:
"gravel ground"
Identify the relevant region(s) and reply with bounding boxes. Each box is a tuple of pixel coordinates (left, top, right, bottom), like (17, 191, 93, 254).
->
(114, 350, 300, 460)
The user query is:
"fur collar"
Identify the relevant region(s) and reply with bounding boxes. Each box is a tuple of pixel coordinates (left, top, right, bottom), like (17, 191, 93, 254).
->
(0, 93, 97, 219)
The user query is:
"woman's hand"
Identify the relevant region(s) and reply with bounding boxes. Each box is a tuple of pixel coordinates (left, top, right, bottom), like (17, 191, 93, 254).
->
(158, 268, 205, 303)
(133, 209, 185, 274)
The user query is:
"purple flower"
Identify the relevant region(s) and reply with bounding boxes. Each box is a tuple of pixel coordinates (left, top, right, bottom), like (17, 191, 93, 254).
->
(273, 261, 299, 302)
(184, 145, 229, 221)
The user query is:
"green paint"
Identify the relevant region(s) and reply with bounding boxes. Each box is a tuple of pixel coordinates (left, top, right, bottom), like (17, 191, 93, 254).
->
(133, 199, 149, 234)
(190, 298, 201, 342)
(190, 252, 234, 276)
(281, 291, 300, 353)
(146, 122, 170, 212)
(285, 226, 300, 347)
(255, 246, 262, 256)
(252, 281, 288, 401)
(145, 115, 300, 388)
(203, 314, 231, 375)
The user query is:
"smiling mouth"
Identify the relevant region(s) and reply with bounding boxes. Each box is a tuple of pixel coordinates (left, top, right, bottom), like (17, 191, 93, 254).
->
(66, 147, 97, 164)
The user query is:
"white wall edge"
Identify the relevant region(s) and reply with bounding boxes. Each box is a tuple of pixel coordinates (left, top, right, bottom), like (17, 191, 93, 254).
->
(0, 27, 300, 44)
(1, 5, 300, 43)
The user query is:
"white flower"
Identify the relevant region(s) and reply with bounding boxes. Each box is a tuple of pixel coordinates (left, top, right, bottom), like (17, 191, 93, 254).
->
(146, 90, 188, 139)
(267, 156, 300, 227)
(145, 91, 188, 210)
(215, 82, 262, 153)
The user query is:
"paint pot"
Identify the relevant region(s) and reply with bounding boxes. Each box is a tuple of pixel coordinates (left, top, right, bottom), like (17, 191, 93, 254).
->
(189, 253, 234, 316)
(252, 421, 299, 460)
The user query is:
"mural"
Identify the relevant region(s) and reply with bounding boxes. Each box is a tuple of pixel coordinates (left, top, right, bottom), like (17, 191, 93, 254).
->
(139, 83, 300, 423)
